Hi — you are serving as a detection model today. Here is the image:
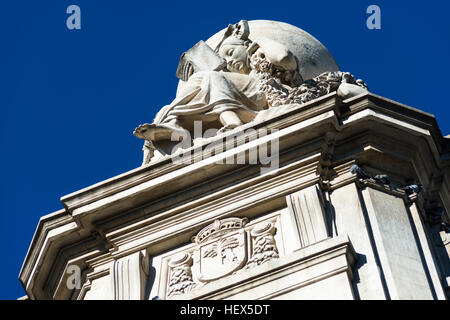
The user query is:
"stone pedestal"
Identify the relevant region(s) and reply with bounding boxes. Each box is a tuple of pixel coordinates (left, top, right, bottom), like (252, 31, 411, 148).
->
(19, 92, 450, 300)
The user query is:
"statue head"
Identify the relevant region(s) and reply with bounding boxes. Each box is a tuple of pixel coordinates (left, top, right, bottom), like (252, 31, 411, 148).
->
(218, 37, 251, 74)
(215, 20, 252, 74)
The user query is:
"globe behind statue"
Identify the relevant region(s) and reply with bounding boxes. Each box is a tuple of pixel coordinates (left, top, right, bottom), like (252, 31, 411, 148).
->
(205, 20, 340, 81)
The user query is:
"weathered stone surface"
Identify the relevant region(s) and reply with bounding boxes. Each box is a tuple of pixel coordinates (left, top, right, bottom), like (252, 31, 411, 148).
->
(362, 188, 434, 299)
(329, 182, 387, 300)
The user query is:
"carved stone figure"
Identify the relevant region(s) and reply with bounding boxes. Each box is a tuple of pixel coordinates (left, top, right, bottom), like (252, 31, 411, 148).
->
(134, 20, 368, 164)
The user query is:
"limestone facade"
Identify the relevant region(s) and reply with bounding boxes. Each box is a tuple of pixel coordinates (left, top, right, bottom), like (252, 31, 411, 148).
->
(19, 92, 450, 300)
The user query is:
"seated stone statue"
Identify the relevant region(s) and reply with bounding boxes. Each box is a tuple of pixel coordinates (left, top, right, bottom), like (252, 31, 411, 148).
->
(134, 20, 368, 164)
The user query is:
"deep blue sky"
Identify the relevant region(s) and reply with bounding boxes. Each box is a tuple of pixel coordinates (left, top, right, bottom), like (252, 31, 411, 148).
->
(1, 0, 449, 299)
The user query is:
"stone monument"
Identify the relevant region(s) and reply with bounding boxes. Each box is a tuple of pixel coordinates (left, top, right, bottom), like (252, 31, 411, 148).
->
(19, 20, 450, 300)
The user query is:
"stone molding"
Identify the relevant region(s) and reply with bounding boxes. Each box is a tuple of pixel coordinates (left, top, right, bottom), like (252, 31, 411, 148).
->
(111, 251, 149, 300)
(286, 185, 329, 249)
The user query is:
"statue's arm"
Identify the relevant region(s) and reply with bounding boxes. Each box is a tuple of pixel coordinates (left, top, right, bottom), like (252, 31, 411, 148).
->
(256, 37, 297, 71)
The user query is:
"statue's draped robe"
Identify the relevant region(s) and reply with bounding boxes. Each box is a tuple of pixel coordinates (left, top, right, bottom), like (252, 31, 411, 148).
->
(153, 71, 268, 125)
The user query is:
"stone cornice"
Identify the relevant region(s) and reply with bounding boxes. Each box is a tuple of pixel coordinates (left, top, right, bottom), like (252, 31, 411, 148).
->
(18, 209, 74, 299)
(60, 93, 339, 214)
(59, 92, 449, 218)
(342, 93, 449, 155)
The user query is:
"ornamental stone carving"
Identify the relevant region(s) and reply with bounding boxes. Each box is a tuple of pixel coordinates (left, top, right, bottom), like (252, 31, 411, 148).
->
(167, 252, 196, 297)
(165, 217, 281, 297)
(193, 218, 248, 282)
(245, 222, 279, 268)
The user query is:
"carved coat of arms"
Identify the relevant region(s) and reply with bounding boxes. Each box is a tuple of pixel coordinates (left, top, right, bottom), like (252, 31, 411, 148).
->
(192, 218, 248, 282)
(166, 217, 280, 297)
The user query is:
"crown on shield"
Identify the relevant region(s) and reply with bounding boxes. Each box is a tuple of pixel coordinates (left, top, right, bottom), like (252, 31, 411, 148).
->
(192, 217, 249, 244)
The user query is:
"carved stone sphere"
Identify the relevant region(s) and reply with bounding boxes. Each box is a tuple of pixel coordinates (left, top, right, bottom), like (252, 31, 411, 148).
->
(207, 20, 340, 81)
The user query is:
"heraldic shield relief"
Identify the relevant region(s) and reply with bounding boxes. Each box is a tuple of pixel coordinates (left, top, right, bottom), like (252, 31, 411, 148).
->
(194, 218, 248, 282)
(166, 217, 280, 297)
(197, 230, 247, 281)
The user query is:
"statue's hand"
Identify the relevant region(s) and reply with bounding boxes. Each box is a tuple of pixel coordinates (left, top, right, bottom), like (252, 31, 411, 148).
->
(256, 37, 297, 71)
(337, 83, 368, 100)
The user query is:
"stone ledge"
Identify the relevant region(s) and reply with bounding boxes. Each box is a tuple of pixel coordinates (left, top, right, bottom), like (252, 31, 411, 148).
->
(60, 93, 339, 215)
